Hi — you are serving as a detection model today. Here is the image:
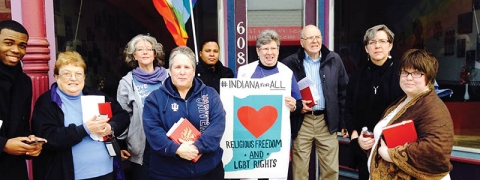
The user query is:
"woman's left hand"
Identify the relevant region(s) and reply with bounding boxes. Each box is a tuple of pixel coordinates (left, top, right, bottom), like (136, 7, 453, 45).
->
(176, 139, 199, 161)
(85, 115, 111, 136)
(284, 96, 296, 112)
(378, 139, 392, 162)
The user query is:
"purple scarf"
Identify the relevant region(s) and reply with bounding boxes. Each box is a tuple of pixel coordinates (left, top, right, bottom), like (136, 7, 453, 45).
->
(132, 66, 168, 84)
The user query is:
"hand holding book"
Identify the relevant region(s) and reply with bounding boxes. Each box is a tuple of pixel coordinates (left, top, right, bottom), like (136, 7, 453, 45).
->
(382, 120, 417, 148)
(298, 78, 320, 107)
(176, 139, 200, 161)
(167, 117, 202, 162)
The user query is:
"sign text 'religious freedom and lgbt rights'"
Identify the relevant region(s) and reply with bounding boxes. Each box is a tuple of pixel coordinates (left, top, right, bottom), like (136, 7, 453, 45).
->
(220, 77, 291, 179)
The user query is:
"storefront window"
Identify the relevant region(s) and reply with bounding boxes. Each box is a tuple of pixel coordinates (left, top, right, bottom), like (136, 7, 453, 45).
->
(53, 0, 217, 98)
(246, 0, 303, 63)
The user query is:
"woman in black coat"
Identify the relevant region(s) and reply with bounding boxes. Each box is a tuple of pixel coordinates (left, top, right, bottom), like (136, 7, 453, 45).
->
(31, 51, 129, 180)
(344, 24, 405, 180)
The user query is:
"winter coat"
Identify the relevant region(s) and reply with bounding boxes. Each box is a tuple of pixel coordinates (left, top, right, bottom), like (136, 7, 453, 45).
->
(0, 62, 32, 180)
(281, 45, 349, 138)
(195, 60, 234, 93)
(31, 84, 130, 180)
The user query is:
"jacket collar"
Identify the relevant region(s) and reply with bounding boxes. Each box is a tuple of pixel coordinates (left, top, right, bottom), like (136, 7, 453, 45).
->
(197, 60, 224, 72)
(295, 44, 332, 64)
(50, 83, 93, 107)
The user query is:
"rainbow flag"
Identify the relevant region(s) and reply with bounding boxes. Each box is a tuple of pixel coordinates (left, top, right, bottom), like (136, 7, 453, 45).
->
(153, 0, 197, 46)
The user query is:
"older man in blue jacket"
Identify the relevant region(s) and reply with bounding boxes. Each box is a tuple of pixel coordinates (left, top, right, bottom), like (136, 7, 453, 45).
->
(281, 25, 348, 180)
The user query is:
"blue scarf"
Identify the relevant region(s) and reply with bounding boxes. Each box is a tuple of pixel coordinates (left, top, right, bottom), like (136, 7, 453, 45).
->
(132, 66, 168, 84)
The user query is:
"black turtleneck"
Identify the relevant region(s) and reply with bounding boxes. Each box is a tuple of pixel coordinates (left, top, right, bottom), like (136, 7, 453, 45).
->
(346, 57, 405, 133)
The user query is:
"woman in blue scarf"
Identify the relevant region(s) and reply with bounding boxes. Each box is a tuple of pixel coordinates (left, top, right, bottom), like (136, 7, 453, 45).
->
(116, 34, 168, 180)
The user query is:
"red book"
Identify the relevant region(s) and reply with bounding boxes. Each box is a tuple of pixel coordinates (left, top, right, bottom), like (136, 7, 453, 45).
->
(298, 77, 317, 107)
(300, 87, 316, 107)
(166, 118, 202, 162)
(98, 102, 113, 118)
(382, 120, 418, 148)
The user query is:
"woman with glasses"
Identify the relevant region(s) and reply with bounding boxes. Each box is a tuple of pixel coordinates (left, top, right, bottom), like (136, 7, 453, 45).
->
(237, 30, 301, 114)
(344, 24, 404, 180)
(368, 49, 453, 179)
(31, 51, 130, 180)
(116, 34, 168, 180)
(236, 29, 302, 180)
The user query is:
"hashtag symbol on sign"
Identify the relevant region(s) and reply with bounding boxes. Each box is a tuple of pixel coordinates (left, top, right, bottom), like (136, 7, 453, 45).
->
(221, 81, 227, 88)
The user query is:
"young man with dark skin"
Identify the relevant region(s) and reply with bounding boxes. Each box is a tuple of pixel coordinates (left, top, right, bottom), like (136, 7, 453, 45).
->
(195, 40, 234, 93)
(0, 20, 47, 179)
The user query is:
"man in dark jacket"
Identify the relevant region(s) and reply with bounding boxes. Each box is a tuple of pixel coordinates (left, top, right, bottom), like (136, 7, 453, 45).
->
(195, 40, 234, 93)
(0, 20, 46, 180)
(281, 25, 348, 180)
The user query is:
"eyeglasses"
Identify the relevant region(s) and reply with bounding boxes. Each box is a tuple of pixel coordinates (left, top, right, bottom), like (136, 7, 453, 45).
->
(301, 35, 321, 42)
(60, 72, 85, 79)
(367, 39, 390, 46)
(258, 47, 278, 52)
(136, 48, 154, 52)
(400, 70, 424, 78)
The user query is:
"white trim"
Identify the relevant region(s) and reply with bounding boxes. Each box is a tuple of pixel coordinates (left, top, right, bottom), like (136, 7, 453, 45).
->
(11, 0, 21, 21)
(46, 0, 56, 86)
(453, 146, 480, 154)
(328, 0, 334, 49)
(218, 0, 226, 65)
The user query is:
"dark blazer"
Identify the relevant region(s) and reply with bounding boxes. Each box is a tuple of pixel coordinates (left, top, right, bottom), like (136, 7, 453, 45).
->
(31, 84, 129, 180)
(0, 63, 33, 180)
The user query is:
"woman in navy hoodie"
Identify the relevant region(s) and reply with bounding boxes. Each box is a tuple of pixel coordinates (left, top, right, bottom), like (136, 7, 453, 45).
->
(143, 46, 226, 180)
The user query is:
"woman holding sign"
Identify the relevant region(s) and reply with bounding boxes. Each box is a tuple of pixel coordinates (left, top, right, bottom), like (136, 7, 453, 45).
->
(237, 29, 302, 115)
(365, 49, 453, 179)
(142, 46, 226, 180)
(31, 51, 130, 180)
(236, 29, 302, 180)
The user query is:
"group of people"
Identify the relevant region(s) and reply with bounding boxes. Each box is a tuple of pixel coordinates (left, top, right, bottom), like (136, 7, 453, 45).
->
(0, 18, 453, 180)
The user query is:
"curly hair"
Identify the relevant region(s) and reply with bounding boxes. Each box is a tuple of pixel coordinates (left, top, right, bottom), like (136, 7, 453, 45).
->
(124, 34, 165, 68)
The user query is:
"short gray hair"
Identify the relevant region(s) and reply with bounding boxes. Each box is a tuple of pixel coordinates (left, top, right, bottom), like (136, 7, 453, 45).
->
(124, 34, 165, 68)
(256, 30, 280, 48)
(363, 24, 394, 46)
(168, 46, 196, 69)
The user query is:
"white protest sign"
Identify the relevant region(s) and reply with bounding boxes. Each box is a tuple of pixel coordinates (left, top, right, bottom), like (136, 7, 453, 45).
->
(220, 77, 291, 179)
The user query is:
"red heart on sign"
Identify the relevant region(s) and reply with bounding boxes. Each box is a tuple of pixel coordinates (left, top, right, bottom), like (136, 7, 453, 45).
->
(237, 106, 278, 138)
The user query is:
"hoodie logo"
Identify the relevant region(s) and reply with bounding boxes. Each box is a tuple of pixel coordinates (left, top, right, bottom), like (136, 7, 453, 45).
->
(171, 103, 179, 112)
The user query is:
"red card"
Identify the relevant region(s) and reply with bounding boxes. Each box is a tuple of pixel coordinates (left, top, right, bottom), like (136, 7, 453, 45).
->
(98, 102, 112, 118)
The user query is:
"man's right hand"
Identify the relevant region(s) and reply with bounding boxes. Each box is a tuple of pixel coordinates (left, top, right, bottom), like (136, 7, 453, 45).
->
(4, 137, 40, 156)
(300, 100, 313, 114)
